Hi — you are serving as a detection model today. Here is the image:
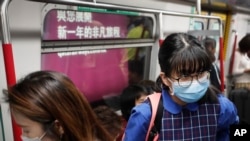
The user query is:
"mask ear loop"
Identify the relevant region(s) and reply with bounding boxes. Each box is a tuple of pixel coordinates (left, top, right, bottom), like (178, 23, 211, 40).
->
(169, 87, 174, 96)
(160, 72, 175, 95)
(167, 78, 175, 96)
(38, 131, 47, 140)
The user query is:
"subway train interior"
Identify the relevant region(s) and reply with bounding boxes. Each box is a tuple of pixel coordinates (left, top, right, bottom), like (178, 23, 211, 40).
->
(0, 0, 250, 140)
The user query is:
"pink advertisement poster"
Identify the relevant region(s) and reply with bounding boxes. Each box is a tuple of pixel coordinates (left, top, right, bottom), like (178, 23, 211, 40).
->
(41, 49, 129, 102)
(41, 9, 133, 102)
(42, 9, 130, 40)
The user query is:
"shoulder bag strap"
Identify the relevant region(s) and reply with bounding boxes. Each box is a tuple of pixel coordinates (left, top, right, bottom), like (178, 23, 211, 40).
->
(145, 93, 162, 141)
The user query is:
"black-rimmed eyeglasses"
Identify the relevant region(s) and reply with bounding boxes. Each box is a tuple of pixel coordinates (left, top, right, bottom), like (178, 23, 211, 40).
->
(169, 71, 210, 87)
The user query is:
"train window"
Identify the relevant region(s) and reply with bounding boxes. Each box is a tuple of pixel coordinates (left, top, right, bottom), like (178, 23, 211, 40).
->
(247, 20, 250, 33)
(41, 4, 156, 107)
(208, 20, 222, 55)
(41, 46, 150, 107)
(193, 21, 204, 30)
(211, 22, 219, 30)
(210, 12, 226, 36)
(209, 20, 224, 32)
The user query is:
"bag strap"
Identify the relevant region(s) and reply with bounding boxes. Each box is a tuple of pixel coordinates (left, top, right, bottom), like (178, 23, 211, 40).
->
(145, 93, 163, 141)
(154, 94, 163, 136)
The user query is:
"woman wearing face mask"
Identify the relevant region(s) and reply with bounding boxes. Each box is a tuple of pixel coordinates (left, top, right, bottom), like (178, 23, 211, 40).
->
(122, 33, 239, 141)
(3, 70, 113, 141)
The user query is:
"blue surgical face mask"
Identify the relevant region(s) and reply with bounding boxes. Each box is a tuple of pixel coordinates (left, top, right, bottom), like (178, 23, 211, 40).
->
(21, 131, 46, 141)
(171, 79, 209, 103)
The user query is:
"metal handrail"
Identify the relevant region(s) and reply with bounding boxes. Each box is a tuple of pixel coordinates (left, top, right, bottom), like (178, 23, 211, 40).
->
(26, 0, 223, 36)
(0, 0, 11, 43)
(196, 0, 201, 15)
(0, 0, 19, 141)
(27, 0, 221, 19)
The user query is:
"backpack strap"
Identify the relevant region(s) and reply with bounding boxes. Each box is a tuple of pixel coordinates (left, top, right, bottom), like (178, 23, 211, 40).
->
(153, 95, 163, 138)
(145, 93, 163, 141)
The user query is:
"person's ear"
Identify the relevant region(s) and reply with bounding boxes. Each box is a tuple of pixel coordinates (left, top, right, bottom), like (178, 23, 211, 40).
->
(160, 72, 169, 86)
(54, 120, 64, 136)
(160, 72, 174, 95)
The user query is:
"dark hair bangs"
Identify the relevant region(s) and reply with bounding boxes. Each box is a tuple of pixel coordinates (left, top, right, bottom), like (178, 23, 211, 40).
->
(170, 47, 211, 76)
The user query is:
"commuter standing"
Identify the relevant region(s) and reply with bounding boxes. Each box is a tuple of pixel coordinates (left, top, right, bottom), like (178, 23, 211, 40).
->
(118, 84, 150, 141)
(232, 34, 250, 89)
(120, 84, 149, 121)
(123, 33, 239, 141)
(203, 37, 221, 90)
(229, 34, 250, 126)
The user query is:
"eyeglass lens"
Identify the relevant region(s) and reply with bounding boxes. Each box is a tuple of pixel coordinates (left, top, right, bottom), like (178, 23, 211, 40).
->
(178, 71, 209, 87)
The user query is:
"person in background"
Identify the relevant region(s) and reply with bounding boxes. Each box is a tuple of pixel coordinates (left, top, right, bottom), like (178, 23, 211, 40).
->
(203, 37, 221, 90)
(93, 105, 123, 141)
(119, 84, 150, 141)
(232, 34, 250, 89)
(126, 17, 151, 61)
(123, 33, 239, 141)
(3, 70, 113, 141)
(138, 79, 162, 94)
(120, 84, 149, 121)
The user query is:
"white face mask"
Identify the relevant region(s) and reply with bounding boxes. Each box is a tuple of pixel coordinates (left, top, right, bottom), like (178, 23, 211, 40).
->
(21, 131, 46, 141)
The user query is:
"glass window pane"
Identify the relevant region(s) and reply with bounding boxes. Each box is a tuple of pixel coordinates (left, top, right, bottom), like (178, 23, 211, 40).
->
(41, 46, 150, 107)
(194, 21, 203, 30)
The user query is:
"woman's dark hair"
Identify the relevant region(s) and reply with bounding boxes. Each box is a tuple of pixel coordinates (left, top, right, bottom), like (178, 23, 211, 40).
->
(203, 37, 217, 62)
(203, 37, 216, 49)
(120, 84, 148, 121)
(158, 33, 219, 103)
(158, 33, 211, 77)
(239, 34, 250, 53)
